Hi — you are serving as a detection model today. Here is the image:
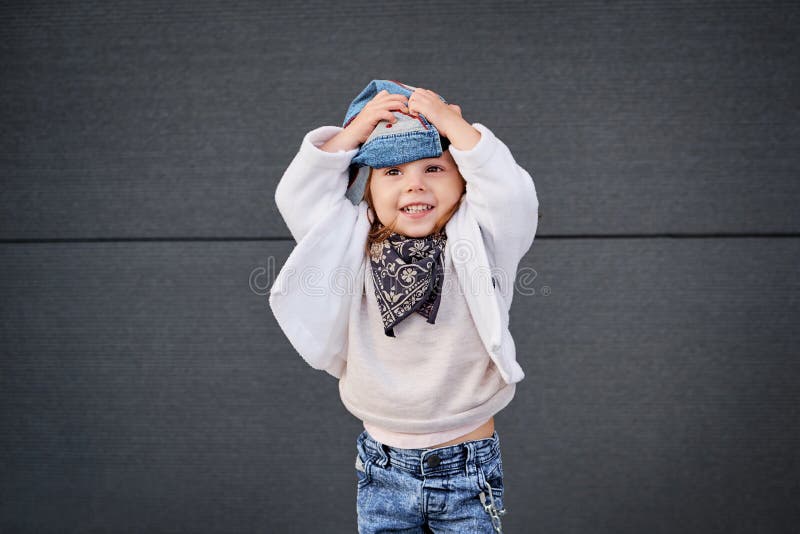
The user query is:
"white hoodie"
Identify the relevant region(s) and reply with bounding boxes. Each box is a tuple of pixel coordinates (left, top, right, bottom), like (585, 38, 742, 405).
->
(269, 122, 539, 385)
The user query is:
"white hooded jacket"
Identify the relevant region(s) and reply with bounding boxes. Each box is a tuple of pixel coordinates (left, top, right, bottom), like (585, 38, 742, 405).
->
(269, 122, 539, 385)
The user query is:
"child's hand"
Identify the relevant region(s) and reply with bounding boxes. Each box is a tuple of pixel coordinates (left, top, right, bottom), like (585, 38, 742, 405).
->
(320, 90, 410, 153)
(408, 88, 480, 150)
(344, 89, 410, 145)
(407, 88, 465, 138)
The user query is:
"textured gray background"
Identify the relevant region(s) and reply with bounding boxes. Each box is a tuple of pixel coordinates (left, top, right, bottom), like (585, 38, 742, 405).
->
(2, 1, 799, 533)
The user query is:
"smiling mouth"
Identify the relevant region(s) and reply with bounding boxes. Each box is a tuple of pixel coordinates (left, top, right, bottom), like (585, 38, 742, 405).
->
(400, 204, 435, 214)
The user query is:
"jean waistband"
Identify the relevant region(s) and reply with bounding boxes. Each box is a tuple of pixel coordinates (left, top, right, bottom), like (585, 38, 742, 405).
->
(357, 429, 501, 477)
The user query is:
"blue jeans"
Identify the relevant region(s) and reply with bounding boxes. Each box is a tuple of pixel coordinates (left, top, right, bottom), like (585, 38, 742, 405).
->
(355, 429, 507, 533)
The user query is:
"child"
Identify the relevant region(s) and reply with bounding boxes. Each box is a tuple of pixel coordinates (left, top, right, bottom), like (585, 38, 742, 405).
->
(270, 79, 539, 533)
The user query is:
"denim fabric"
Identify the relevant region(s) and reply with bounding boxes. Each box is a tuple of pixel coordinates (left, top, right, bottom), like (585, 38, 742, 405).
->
(354, 428, 508, 533)
(342, 80, 450, 205)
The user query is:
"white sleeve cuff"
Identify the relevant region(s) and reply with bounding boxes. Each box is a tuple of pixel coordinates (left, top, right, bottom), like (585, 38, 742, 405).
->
(447, 123, 499, 171)
(299, 126, 360, 170)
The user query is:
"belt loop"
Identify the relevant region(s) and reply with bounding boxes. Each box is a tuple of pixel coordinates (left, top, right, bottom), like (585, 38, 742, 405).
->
(377, 441, 390, 468)
(464, 441, 476, 478)
(367, 433, 390, 468)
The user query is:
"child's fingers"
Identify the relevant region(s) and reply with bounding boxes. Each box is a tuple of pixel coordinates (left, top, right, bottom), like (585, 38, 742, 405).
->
(382, 94, 409, 106)
(388, 95, 410, 109)
(382, 99, 411, 116)
(366, 105, 402, 123)
(368, 94, 409, 113)
(372, 90, 408, 104)
(408, 90, 439, 109)
(411, 88, 439, 101)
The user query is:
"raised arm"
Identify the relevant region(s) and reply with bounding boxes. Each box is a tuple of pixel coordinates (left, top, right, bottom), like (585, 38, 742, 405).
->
(276, 90, 410, 243)
(274, 126, 359, 243)
(448, 122, 540, 272)
(404, 89, 539, 272)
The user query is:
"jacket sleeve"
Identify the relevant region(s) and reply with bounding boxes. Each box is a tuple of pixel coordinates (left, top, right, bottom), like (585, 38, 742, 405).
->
(448, 123, 540, 277)
(275, 126, 360, 243)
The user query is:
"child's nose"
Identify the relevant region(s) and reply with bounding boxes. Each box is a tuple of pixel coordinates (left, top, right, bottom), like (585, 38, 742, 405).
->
(405, 171, 426, 190)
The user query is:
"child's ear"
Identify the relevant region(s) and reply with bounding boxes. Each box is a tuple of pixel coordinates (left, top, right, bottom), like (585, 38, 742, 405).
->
(367, 207, 375, 224)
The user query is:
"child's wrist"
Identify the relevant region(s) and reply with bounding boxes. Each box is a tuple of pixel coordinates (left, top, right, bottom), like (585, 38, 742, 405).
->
(319, 128, 362, 153)
(443, 118, 481, 151)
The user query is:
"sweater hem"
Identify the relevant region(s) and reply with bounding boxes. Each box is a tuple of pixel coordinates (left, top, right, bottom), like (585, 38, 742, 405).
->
(363, 417, 492, 449)
(339, 381, 516, 434)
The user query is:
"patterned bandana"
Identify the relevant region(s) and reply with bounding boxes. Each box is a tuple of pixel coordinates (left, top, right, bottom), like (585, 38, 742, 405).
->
(368, 229, 447, 337)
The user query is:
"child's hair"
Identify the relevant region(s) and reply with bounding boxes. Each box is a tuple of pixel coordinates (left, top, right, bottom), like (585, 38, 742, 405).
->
(362, 136, 464, 256)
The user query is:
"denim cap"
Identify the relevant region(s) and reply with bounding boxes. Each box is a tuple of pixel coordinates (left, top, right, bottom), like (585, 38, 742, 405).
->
(343, 79, 449, 205)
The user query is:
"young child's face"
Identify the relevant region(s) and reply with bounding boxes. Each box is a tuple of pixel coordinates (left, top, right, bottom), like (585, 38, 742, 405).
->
(369, 149, 465, 238)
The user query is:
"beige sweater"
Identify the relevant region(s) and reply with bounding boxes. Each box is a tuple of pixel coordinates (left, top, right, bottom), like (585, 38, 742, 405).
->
(338, 242, 516, 448)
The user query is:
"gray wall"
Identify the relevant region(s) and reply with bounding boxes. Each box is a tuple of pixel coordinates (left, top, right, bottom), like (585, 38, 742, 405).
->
(2, 1, 798, 532)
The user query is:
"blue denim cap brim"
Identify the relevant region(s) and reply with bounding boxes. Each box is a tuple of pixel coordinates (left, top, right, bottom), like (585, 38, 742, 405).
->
(351, 128, 443, 168)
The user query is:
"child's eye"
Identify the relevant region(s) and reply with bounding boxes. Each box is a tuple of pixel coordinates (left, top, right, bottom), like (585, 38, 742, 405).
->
(384, 166, 443, 176)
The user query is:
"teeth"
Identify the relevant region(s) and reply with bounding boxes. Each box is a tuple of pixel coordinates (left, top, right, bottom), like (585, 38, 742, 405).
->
(402, 204, 433, 213)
